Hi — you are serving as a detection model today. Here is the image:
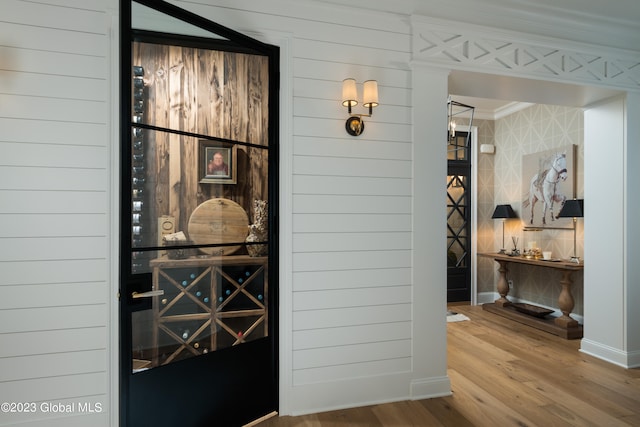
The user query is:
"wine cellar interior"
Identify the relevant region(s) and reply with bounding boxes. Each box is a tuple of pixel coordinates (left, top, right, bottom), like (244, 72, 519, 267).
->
(129, 35, 271, 371)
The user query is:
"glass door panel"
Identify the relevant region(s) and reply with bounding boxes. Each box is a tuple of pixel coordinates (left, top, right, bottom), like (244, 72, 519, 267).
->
(447, 145, 471, 302)
(132, 2, 230, 39)
(121, 1, 278, 425)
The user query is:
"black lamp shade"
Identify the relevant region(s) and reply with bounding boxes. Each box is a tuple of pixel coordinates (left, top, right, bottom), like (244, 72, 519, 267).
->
(558, 199, 584, 218)
(491, 204, 517, 219)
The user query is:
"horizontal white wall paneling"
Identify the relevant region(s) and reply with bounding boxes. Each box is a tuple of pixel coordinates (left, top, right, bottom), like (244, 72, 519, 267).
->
(175, 0, 411, 44)
(2, 259, 107, 285)
(293, 231, 411, 252)
(293, 136, 413, 160)
(293, 156, 411, 177)
(0, 94, 105, 123)
(293, 267, 412, 292)
(294, 117, 412, 142)
(293, 175, 412, 196)
(0, 0, 111, 426)
(293, 321, 411, 350)
(0, 214, 106, 237)
(293, 250, 411, 272)
(0, 327, 106, 359)
(293, 357, 412, 386)
(293, 304, 411, 332)
(1, 350, 106, 383)
(0, 190, 107, 213)
(0, 237, 106, 261)
(293, 213, 411, 233)
(0, 305, 107, 335)
(0, 46, 106, 83)
(293, 339, 411, 370)
(294, 286, 412, 312)
(0, 118, 107, 147)
(293, 194, 411, 214)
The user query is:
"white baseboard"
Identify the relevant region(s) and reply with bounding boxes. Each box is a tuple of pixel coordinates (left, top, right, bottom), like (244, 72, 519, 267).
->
(476, 292, 497, 304)
(580, 339, 640, 369)
(410, 376, 452, 400)
(286, 373, 450, 417)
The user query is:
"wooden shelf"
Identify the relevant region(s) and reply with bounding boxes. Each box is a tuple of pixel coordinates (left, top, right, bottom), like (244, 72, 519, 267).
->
(482, 303, 583, 339)
(150, 255, 268, 366)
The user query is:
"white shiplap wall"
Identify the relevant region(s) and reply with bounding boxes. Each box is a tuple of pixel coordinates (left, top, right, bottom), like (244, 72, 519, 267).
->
(171, 0, 442, 416)
(0, 0, 113, 426)
(1, 0, 450, 424)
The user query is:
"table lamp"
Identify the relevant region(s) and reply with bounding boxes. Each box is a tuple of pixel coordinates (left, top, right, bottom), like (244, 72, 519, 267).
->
(492, 204, 517, 254)
(558, 199, 584, 263)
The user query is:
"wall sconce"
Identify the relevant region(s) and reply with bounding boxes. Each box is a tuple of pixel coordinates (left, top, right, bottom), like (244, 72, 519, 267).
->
(342, 78, 379, 136)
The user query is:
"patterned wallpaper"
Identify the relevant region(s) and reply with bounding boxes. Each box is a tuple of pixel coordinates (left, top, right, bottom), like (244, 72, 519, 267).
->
(476, 104, 584, 315)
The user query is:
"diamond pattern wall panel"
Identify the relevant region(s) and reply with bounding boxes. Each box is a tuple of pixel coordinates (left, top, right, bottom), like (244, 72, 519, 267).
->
(412, 21, 640, 90)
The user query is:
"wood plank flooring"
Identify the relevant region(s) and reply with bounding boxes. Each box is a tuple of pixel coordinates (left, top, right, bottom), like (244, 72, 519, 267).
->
(257, 305, 640, 426)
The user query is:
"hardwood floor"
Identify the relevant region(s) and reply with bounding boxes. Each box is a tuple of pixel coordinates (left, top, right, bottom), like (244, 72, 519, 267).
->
(257, 305, 640, 426)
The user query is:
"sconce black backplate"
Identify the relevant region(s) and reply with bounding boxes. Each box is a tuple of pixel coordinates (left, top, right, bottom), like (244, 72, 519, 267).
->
(345, 116, 364, 136)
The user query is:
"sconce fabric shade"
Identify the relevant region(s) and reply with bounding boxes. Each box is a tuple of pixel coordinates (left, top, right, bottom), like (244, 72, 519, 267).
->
(341, 78, 379, 136)
(362, 80, 379, 108)
(491, 204, 517, 219)
(342, 78, 358, 108)
(557, 199, 584, 218)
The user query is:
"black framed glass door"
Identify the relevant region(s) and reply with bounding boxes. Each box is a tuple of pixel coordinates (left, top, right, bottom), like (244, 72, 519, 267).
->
(447, 131, 471, 302)
(119, 1, 279, 425)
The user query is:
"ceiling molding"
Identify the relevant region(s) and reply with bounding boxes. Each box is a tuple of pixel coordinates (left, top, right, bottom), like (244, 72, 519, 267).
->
(449, 98, 534, 121)
(315, 0, 640, 53)
(492, 102, 535, 120)
(412, 15, 640, 92)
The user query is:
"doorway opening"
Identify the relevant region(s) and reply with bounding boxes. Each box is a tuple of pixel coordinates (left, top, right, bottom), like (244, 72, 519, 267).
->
(447, 130, 472, 303)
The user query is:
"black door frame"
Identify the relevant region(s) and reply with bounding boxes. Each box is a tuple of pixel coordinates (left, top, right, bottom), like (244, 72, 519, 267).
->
(118, 1, 279, 425)
(447, 130, 472, 303)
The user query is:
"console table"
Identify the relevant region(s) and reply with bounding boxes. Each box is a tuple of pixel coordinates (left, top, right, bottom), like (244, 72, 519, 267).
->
(478, 252, 583, 339)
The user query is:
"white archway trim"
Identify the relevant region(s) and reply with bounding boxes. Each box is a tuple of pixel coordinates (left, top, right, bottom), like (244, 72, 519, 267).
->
(411, 15, 640, 91)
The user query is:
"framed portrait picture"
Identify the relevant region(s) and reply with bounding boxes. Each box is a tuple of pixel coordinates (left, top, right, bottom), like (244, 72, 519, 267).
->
(521, 144, 576, 229)
(199, 140, 237, 184)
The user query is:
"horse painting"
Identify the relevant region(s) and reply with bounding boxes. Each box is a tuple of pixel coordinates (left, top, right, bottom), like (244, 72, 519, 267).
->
(522, 152, 569, 226)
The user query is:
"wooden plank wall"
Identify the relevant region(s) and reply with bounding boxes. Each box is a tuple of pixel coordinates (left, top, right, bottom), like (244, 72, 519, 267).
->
(132, 42, 269, 236)
(0, 0, 112, 426)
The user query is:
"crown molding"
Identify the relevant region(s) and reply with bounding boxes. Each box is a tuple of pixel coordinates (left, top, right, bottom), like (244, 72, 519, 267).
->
(315, 0, 640, 53)
(469, 102, 534, 121)
(492, 102, 534, 120)
(419, 1, 640, 54)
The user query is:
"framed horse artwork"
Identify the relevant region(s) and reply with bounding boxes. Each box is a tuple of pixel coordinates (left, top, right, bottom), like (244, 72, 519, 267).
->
(522, 145, 576, 229)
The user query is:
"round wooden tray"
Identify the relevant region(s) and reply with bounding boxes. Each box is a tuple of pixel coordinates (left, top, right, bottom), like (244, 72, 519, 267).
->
(187, 198, 248, 255)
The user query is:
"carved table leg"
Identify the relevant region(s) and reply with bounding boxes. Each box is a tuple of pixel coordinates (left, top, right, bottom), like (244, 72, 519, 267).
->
(495, 259, 511, 307)
(554, 269, 578, 328)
